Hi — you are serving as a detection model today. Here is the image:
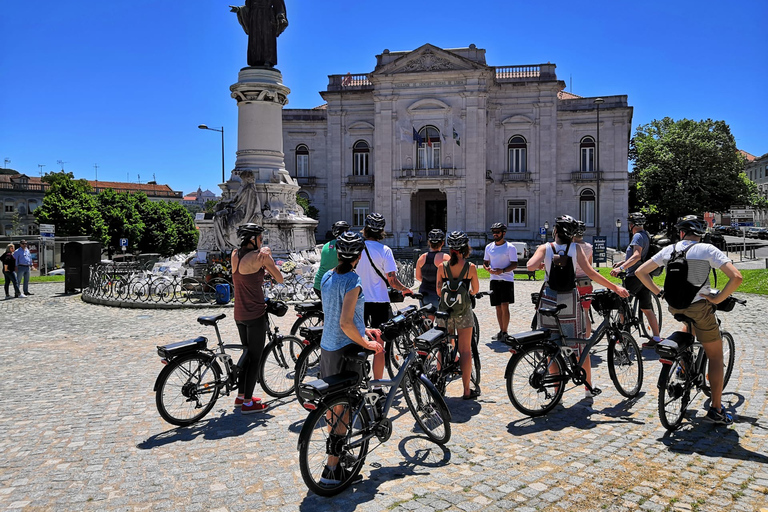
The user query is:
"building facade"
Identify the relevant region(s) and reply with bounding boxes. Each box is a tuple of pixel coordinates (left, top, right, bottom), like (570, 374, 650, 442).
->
(744, 151, 768, 226)
(282, 44, 632, 247)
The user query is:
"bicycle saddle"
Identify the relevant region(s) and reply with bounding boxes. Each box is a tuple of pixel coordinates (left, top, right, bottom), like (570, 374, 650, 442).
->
(539, 304, 567, 317)
(197, 313, 226, 326)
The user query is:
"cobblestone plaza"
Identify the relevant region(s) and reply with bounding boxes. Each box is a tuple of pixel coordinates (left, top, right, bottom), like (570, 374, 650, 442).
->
(1, 281, 767, 511)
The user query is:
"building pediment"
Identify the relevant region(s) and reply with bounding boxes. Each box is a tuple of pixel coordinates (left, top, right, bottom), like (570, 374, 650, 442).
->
(502, 115, 534, 126)
(374, 44, 487, 76)
(406, 98, 451, 114)
(348, 121, 375, 132)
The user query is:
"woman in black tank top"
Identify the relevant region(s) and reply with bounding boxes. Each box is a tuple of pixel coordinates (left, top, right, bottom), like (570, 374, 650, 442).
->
(415, 231, 448, 313)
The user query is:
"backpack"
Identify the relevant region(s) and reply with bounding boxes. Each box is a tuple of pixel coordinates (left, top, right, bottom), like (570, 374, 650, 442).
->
(640, 231, 664, 277)
(547, 242, 576, 292)
(438, 261, 471, 318)
(663, 243, 706, 309)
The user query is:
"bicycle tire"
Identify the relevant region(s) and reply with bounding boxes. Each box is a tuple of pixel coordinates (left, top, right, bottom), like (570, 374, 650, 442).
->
(607, 330, 644, 398)
(258, 337, 299, 398)
(155, 352, 221, 426)
(471, 341, 482, 389)
(384, 334, 412, 380)
(298, 395, 369, 496)
(290, 311, 324, 336)
(423, 345, 448, 395)
(472, 312, 480, 351)
(506, 344, 565, 417)
(702, 331, 736, 397)
(294, 343, 322, 406)
(402, 371, 452, 444)
(633, 294, 663, 339)
(657, 358, 690, 431)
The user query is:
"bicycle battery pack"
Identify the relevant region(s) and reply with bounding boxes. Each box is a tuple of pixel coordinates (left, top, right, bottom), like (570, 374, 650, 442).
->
(299, 326, 324, 342)
(298, 371, 361, 402)
(415, 328, 446, 350)
(295, 301, 322, 314)
(506, 329, 552, 347)
(157, 336, 208, 359)
(655, 331, 695, 360)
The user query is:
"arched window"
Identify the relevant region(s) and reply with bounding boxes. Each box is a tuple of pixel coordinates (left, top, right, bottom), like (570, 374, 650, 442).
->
(580, 136, 595, 173)
(28, 199, 39, 212)
(579, 189, 596, 227)
(417, 126, 441, 170)
(297, 191, 310, 201)
(353, 140, 369, 176)
(508, 135, 527, 173)
(17, 202, 27, 215)
(295, 144, 309, 177)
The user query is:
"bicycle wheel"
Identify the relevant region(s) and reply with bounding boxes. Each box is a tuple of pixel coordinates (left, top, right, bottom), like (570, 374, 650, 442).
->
(702, 331, 736, 397)
(258, 337, 299, 398)
(607, 330, 644, 398)
(155, 352, 221, 426)
(402, 371, 452, 444)
(298, 395, 369, 497)
(634, 295, 663, 339)
(657, 358, 690, 431)
(290, 311, 324, 336)
(423, 345, 448, 395)
(506, 344, 566, 417)
(384, 335, 411, 380)
(294, 343, 322, 406)
(472, 312, 480, 351)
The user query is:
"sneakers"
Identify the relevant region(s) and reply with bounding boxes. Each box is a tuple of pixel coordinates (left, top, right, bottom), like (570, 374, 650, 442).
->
(241, 400, 269, 414)
(234, 396, 261, 407)
(494, 331, 508, 342)
(704, 405, 733, 425)
(319, 465, 361, 487)
(17, 294, 27, 298)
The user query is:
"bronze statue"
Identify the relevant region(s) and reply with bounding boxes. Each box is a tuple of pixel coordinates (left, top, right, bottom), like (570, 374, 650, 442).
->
(230, 0, 288, 68)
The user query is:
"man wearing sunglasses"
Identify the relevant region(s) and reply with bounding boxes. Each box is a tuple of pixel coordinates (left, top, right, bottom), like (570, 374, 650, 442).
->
(483, 223, 517, 342)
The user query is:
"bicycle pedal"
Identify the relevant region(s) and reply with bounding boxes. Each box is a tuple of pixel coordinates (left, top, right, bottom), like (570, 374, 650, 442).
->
(590, 387, 602, 396)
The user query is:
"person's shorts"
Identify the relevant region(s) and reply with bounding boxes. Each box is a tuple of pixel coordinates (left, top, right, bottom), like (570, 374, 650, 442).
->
(437, 312, 474, 331)
(490, 280, 515, 306)
(418, 290, 440, 311)
(667, 300, 721, 344)
(320, 344, 364, 379)
(576, 277, 593, 309)
(364, 302, 391, 329)
(625, 275, 653, 310)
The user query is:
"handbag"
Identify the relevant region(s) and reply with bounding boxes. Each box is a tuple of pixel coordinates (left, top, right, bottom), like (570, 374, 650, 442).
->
(364, 245, 405, 303)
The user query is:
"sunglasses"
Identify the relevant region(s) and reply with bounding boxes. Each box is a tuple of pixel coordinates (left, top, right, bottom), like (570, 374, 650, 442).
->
(491, 231, 503, 235)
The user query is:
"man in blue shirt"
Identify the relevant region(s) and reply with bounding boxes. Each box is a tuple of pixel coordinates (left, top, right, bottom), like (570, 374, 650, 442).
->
(13, 240, 34, 296)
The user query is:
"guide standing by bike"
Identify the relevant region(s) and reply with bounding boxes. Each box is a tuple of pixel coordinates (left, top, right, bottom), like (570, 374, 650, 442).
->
(483, 222, 518, 342)
(313, 220, 350, 299)
(635, 215, 742, 424)
(231, 223, 284, 414)
(610, 213, 662, 348)
(415, 229, 448, 313)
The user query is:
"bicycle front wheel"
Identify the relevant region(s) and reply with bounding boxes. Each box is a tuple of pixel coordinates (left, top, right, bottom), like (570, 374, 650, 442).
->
(702, 331, 736, 397)
(506, 345, 565, 417)
(402, 371, 452, 444)
(607, 330, 644, 398)
(657, 358, 690, 431)
(298, 395, 369, 497)
(294, 343, 322, 406)
(155, 353, 221, 426)
(258, 337, 299, 398)
(290, 311, 324, 336)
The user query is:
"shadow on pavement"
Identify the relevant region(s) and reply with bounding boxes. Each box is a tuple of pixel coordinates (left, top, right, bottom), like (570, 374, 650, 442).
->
(506, 396, 645, 435)
(297, 436, 451, 512)
(443, 396, 482, 423)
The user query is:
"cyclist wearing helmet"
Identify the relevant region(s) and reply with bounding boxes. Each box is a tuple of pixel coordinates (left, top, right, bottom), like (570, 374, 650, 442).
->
(415, 229, 448, 313)
(528, 215, 629, 401)
(573, 220, 594, 336)
(636, 215, 742, 425)
(231, 223, 284, 414)
(483, 222, 518, 342)
(610, 212, 662, 347)
(355, 213, 412, 379)
(318, 230, 384, 485)
(437, 230, 481, 400)
(313, 220, 350, 298)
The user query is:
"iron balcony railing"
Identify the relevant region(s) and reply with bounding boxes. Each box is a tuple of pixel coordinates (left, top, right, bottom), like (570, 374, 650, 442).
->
(346, 174, 374, 186)
(501, 172, 533, 182)
(295, 176, 317, 187)
(571, 171, 603, 182)
(397, 168, 459, 179)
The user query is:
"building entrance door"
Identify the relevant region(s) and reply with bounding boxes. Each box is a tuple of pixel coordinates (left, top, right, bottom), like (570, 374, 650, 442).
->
(411, 190, 447, 239)
(424, 200, 447, 233)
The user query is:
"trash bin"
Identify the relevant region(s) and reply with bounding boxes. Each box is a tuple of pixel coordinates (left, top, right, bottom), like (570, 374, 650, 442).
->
(64, 241, 102, 293)
(215, 283, 231, 304)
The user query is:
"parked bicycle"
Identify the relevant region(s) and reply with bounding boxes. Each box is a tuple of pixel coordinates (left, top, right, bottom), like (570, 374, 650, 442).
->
(504, 289, 644, 417)
(296, 312, 451, 496)
(654, 294, 744, 430)
(615, 271, 664, 340)
(287, 299, 324, 363)
(153, 299, 301, 426)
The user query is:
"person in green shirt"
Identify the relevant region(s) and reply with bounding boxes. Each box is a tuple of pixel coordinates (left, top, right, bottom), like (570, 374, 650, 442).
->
(313, 220, 350, 298)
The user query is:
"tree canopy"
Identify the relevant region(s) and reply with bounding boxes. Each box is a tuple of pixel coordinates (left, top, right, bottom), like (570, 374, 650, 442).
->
(629, 118, 753, 232)
(35, 171, 107, 242)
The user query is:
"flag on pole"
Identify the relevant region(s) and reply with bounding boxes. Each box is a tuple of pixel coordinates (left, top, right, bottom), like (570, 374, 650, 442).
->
(412, 127, 424, 145)
(453, 128, 461, 147)
(399, 126, 411, 142)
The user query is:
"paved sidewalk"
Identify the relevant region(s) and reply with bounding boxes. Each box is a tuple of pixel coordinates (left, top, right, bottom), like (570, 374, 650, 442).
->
(1, 282, 767, 512)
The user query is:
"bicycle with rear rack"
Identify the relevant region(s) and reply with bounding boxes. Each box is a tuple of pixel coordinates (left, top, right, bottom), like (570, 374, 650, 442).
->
(654, 293, 744, 430)
(153, 299, 301, 426)
(286, 300, 324, 364)
(503, 289, 644, 417)
(296, 311, 451, 496)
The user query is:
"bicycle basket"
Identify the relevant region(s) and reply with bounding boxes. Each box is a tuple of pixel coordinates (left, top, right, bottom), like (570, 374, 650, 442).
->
(591, 290, 623, 314)
(716, 296, 736, 312)
(266, 299, 288, 317)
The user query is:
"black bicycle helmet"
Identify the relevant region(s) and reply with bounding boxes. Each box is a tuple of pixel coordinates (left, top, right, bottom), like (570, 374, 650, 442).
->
(554, 215, 578, 239)
(364, 213, 386, 233)
(335, 231, 366, 258)
(236, 223, 264, 241)
(331, 220, 350, 238)
(575, 220, 587, 236)
(446, 230, 470, 250)
(628, 212, 646, 226)
(676, 215, 707, 236)
(490, 222, 507, 233)
(427, 229, 445, 243)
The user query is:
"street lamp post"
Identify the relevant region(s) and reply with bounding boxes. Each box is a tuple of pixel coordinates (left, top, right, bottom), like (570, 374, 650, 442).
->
(198, 124, 225, 183)
(594, 98, 604, 236)
(616, 218, 622, 251)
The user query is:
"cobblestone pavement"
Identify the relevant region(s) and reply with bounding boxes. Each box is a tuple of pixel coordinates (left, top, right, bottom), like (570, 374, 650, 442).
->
(1, 281, 767, 512)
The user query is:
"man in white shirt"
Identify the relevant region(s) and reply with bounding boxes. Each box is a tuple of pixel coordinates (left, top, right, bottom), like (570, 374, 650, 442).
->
(636, 215, 742, 425)
(483, 222, 518, 342)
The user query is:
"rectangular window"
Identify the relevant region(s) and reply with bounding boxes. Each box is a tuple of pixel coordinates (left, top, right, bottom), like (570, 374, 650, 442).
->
(296, 154, 309, 177)
(580, 200, 595, 227)
(354, 152, 369, 176)
(581, 147, 594, 172)
(4, 204, 13, 213)
(508, 148, 527, 173)
(353, 201, 370, 227)
(418, 143, 441, 170)
(507, 200, 526, 226)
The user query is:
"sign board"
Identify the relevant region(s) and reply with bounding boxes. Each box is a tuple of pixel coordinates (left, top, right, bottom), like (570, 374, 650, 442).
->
(539, 227, 546, 235)
(592, 236, 607, 264)
(731, 222, 738, 228)
(738, 222, 754, 227)
(40, 224, 55, 238)
(120, 238, 128, 247)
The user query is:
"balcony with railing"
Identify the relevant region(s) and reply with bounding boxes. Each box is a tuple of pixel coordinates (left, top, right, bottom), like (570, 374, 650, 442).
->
(0, 182, 49, 192)
(571, 171, 602, 182)
(396, 168, 460, 179)
(346, 174, 374, 186)
(295, 176, 317, 187)
(328, 73, 373, 92)
(500, 172, 533, 183)
(494, 64, 557, 83)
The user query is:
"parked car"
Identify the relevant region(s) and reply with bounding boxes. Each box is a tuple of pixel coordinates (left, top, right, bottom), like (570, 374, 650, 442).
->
(746, 227, 762, 239)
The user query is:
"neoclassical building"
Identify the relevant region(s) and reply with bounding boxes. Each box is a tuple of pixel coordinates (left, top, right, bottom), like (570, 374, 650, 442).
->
(282, 44, 632, 247)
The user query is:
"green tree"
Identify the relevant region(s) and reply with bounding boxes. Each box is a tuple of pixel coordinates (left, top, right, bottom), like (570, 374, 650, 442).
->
(35, 171, 107, 242)
(204, 199, 219, 215)
(96, 189, 145, 256)
(630, 118, 752, 233)
(165, 201, 199, 254)
(134, 194, 177, 256)
(296, 194, 319, 220)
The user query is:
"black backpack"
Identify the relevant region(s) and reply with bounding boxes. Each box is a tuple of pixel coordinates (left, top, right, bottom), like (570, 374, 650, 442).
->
(663, 243, 706, 309)
(547, 242, 576, 292)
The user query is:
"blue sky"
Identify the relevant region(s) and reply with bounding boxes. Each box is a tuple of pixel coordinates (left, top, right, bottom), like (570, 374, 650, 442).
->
(2, 0, 766, 195)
